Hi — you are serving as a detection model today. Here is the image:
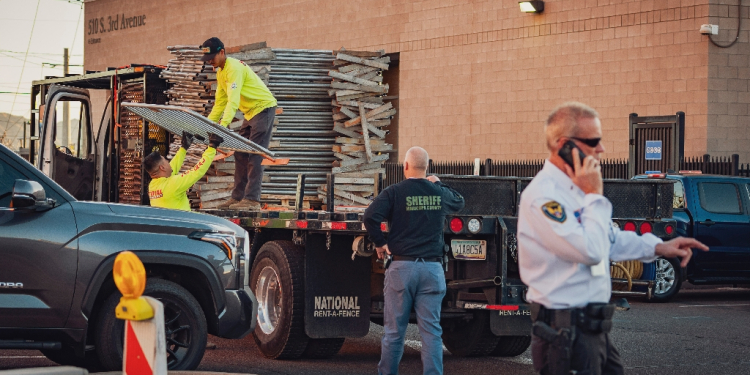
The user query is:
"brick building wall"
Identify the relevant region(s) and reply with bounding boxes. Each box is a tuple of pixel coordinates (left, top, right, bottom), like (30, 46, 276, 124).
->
(83, 0, 747, 161)
(708, 1, 750, 158)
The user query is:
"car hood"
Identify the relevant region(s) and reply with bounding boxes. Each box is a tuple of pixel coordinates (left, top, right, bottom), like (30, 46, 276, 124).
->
(68, 201, 245, 237)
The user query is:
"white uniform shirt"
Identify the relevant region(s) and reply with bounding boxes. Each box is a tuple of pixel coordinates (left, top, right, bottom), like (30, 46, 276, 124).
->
(518, 160, 662, 309)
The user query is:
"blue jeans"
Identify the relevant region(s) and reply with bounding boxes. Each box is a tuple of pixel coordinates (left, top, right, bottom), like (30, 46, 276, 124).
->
(379, 260, 447, 375)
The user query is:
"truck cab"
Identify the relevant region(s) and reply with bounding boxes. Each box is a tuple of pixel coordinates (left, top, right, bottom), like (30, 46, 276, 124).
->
(29, 66, 169, 205)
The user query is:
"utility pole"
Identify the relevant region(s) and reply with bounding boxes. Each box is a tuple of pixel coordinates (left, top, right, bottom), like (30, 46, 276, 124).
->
(22, 121, 26, 148)
(62, 48, 69, 149)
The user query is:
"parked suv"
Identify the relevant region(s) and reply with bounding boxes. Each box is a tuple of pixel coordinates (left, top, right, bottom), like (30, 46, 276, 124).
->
(0, 143, 257, 371)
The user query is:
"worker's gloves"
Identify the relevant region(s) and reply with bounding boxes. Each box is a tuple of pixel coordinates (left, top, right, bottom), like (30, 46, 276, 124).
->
(181, 131, 194, 149)
(208, 132, 224, 148)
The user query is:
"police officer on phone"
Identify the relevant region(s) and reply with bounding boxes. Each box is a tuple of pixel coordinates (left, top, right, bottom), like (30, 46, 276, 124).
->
(364, 146, 464, 375)
(517, 102, 709, 375)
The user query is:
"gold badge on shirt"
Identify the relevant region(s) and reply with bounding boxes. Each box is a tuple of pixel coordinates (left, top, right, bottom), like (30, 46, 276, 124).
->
(541, 201, 566, 223)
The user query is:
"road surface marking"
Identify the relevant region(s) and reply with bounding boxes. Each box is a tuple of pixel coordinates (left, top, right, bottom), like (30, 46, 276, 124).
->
(678, 304, 750, 308)
(495, 355, 533, 365)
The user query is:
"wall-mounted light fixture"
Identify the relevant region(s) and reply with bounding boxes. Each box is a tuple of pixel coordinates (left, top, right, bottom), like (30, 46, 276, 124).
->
(519, 1, 544, 13)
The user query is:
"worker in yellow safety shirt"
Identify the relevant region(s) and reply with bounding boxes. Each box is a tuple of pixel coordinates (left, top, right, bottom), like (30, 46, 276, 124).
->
(143, 131, 224, 211)
(200, 36, 277, 211)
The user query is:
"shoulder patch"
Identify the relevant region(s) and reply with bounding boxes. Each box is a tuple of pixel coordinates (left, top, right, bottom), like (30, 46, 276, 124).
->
(541, 201, 566, 223)
(231, 82, 237, 89)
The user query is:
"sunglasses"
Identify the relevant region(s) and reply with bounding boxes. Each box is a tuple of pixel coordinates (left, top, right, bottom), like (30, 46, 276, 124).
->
(570, 137, 601, 148)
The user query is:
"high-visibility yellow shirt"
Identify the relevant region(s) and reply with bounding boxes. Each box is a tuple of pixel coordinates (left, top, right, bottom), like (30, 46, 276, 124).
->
(207, 57, 277, 127)
(148, 147, 216, 211)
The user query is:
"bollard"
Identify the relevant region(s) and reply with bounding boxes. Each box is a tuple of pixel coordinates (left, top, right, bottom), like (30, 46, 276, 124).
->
(113, 251, 167, 375)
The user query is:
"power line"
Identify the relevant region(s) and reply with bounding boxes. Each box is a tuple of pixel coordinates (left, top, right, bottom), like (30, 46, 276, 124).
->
(7, 0, 85, 144)
(70, 6, 83, 56)
(2, 0, 40, 139)
(0, 50, 82, 56)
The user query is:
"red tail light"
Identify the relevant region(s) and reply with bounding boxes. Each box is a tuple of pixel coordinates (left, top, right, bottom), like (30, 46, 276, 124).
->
(665, 224, 674, 235)
(330, 222, 347, 230)
(639, 222, 652, 234)
(623, 221, 637, 232)
(449, 217, 464, 233)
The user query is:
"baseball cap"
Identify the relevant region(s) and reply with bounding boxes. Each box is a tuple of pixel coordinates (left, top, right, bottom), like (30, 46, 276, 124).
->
(200, 37, 224, 61)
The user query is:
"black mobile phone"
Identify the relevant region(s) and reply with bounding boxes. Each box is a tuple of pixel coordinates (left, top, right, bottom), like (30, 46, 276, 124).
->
(558, 140, 586, 169)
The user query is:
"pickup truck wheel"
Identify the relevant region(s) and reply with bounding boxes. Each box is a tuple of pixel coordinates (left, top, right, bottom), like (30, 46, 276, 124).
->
(94, 278, 208, 370)
(302, 338, 346, 359)
(441, 311, 500, 357)
(250, 240, 309, 359)
(489, 335, 531, 357)
(650, 257, 682, 302)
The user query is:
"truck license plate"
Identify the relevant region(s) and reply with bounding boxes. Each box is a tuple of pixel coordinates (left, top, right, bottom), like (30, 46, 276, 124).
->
(451, 240, 486, 260)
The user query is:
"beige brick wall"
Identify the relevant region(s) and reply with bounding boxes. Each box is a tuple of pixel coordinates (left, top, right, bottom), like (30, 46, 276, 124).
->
(707, 1, 750, 161)
(84, 0, 724, 161)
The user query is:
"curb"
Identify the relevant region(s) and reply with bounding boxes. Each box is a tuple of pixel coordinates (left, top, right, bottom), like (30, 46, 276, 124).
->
(0, 367, 87, 375)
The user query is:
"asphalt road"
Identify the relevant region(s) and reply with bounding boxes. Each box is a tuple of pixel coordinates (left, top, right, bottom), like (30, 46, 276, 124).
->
(1, 285, 749, 375)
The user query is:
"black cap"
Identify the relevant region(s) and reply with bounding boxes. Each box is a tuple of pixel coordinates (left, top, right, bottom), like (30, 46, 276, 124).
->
(200, 37, 224, 61)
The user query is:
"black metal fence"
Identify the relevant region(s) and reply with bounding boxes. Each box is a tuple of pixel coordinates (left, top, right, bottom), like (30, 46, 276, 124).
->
(384, 154, 750, 187)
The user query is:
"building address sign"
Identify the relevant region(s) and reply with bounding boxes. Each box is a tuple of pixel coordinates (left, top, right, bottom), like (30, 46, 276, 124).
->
(87, 13, 147, 44)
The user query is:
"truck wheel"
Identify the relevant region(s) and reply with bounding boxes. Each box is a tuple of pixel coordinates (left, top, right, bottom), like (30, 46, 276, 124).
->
(302, 338, 346, 359)
(489, 335, 531, 357)
(649, 257, 682, 302)
(250, 240, 309, 359)
(94, 278, 208, 370)
(441, 311, 500, 357)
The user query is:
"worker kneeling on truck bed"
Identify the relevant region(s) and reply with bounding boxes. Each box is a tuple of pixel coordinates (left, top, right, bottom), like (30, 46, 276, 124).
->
(143, 131, 224, 211)
(200, 36, 278, 211)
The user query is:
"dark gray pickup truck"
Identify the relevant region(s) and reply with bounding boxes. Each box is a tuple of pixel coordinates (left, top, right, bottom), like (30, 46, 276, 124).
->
(0, 143, 257, 371)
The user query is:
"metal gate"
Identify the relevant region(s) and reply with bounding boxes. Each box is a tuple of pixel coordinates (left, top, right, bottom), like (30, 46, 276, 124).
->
(628, 112, 685, 177)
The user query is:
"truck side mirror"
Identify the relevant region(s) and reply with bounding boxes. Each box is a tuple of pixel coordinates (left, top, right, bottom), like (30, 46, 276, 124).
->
(12, 179, 47, 209)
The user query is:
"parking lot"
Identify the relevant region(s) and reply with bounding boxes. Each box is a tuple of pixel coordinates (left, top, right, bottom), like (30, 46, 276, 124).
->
(2, 284, 748, 375)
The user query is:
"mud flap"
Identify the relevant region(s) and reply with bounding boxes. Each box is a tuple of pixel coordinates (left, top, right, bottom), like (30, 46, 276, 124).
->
(490, 305, 532, 336)
(304, 233, 371, 338)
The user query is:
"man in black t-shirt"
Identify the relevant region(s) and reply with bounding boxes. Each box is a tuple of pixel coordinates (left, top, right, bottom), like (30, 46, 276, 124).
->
(364, 146, 464, 375)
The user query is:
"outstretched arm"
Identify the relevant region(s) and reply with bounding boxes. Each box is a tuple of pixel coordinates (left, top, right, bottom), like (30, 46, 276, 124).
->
(166, 147, 217, 193)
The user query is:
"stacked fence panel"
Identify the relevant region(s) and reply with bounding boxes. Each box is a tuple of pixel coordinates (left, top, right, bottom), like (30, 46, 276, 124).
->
(262, 48, 336, 204)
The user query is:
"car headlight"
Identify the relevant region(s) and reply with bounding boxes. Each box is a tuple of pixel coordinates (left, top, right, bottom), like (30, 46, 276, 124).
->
(467, 218, 482, 234)
(189, 231, 237, 260)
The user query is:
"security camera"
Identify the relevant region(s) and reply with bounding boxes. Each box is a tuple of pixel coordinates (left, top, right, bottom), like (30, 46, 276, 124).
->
(700, 24, 719, 35)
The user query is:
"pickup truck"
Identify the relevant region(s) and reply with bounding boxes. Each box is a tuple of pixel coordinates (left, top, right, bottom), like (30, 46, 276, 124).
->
(634, 173, 750, 301)
(0, 142, 257, 371)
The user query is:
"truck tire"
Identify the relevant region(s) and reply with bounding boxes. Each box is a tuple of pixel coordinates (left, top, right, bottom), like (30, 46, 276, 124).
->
(649, 257, 682, 302)
(250, 240, 309, 359)
(302, 338, 346, 359)
(489, 335, 531, 357)
(94, 278, 208, 371)
(441, 311, 500, 357)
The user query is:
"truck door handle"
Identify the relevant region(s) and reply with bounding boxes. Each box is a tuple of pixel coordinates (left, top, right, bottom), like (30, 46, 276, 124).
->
(698, 220, 715, 227)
